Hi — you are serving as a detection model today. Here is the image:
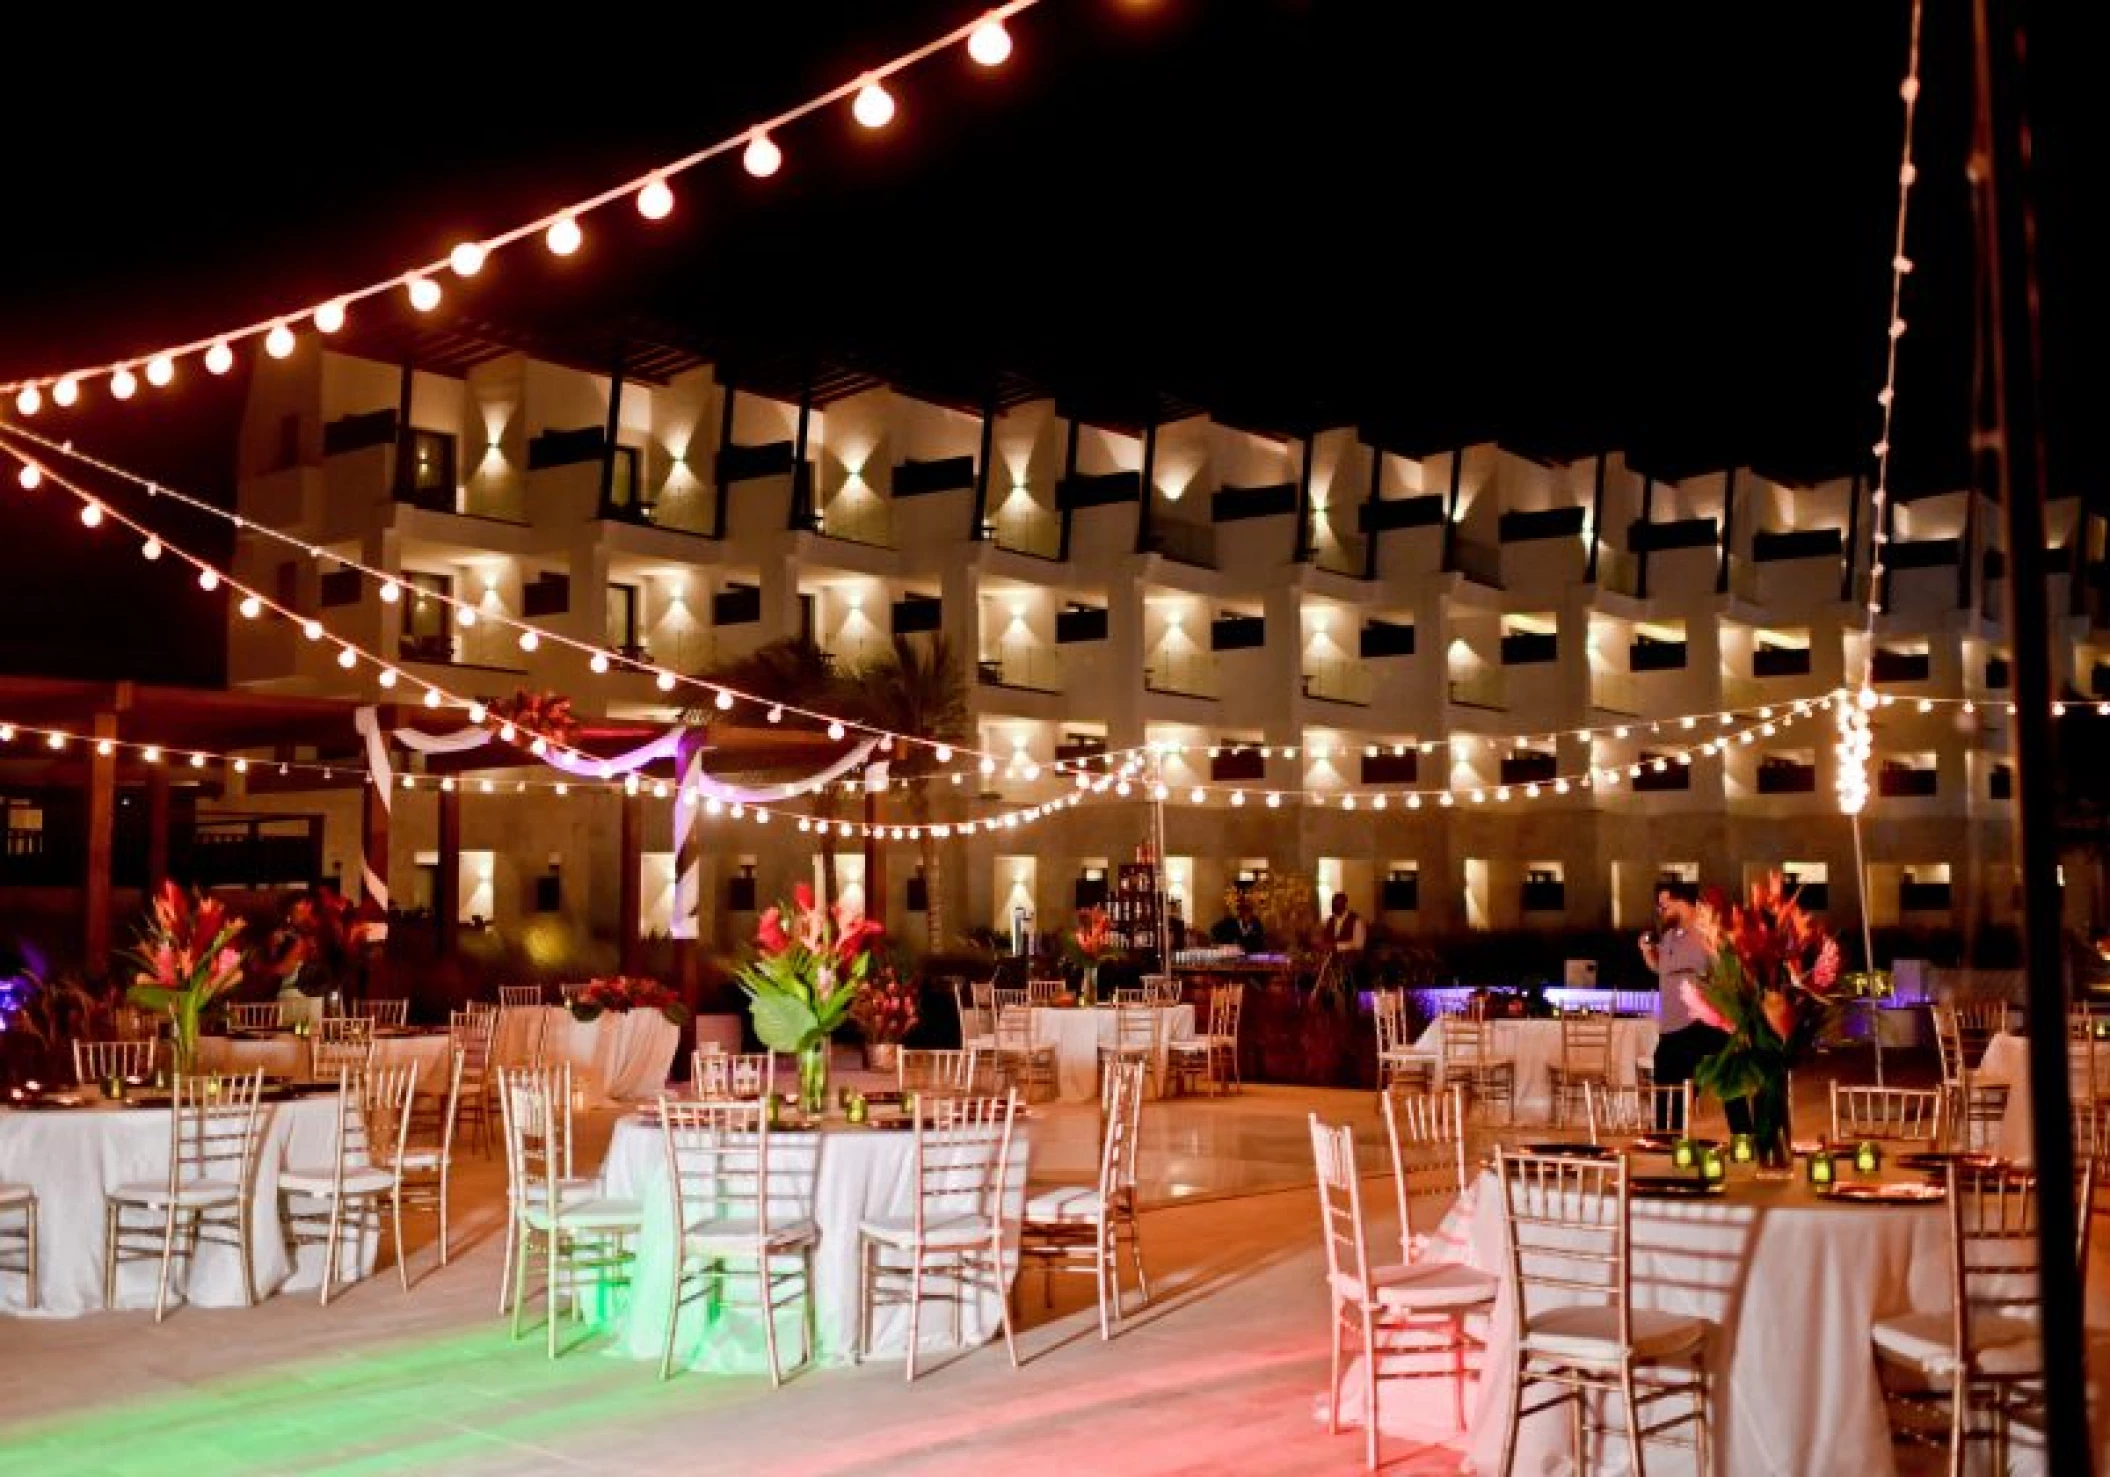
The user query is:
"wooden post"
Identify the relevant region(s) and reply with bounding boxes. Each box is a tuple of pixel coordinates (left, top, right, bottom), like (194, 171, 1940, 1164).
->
(436, 781, 461, 961)
(145, 764, 171, 892)
(82, 711, 119, 981)
(863, 781, 887, 930)
(360, 768, 392, 997)
(619, 789, 643, 977)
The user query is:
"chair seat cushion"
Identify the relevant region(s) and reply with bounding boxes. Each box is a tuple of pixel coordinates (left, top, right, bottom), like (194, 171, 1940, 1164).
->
(681, 1216, 817, 1252)
(108, 1178, 242, 1208)
(1872, 1309, 2040, 1378)
(0, 1183, 34, 1206)
(1522, 1304, 1710, 1362)
(389, 1148, 447, 1171)
(1363, 1258, 1499, 1311)
(859, 1213, 1001, 1250)
(281, 1166, 397, 1197)
(1024, 1186, 1103, 1223)
(522, 1197, 643, 1232)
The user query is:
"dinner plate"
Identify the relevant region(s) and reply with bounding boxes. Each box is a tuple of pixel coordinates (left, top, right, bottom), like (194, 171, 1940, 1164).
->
(1628, 1135, 1722, 1156)
(1829, 1181, 1946, 1204)
(1631, 1175, 1724, 1198)
(1893, 1151, 2006, 1173)
(1521, 1142, 1616, 1159)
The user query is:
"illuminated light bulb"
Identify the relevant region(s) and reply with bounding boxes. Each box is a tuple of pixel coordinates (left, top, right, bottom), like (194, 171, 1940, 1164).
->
(54, 376, 80, 407)
(1555, 778, 1571, 795)
(545, 215, 583, 257)
(479, 779, 493, 793)
(1679, 752, 1694, 765)
(302, 618, 322, 641)
(16, 463, 42, 490)
(140, 538, 164, 563)
(143, 746, 161, 763)
(265, 323, 296, 359)
(968, 16, 1012, 65)
(978, 755, 996, 776)
(935, 744, 952, 763)
(423, 687, 442, 708)
(652, 781, 670, 800)
(1857, 686, 1879, 710)
(657, 671, 677, 692)
(1152, 783, 1169, 801)
(828, 720, 846, 742)
(14, 385, 40, 415)
(531, 736, 548, 757)
(407, 276, 442, 312)
(1762, 722, 1778, 737)
(623, 774, 640, 796)
(377, 667, 398, 689)
(1525, 784, 1540, 799)
(765, 704, 784, 725)
(1189, 787, 1205, 804)
(47, 731, 64, 750)
(743, 130, 782, 178)
(2054, 702, 2069, 717)
(110, 367, 138, 400)
(714, 689, 734, 710)
(499, 723, 516, 743)
(637, 174, 675, 220)
(1265, 792, 1282, 809)
(1116, 780, 1132, 798)
(1613, 726, 1629, 740)
(798, 818, 813, 834)
(1759, 707, 1774, 720)
(449, 241, 487, 277)
(1681, 716, 1696, 730)
(455, 605, 476, 628)
(337, 647, 358, 669)
(378, 580, 401, 604)
(1652, 758, 1668, 773)
(518, 629, 539, 653)
(234, 757, 248, 773)
(554, 782, 569, 797)
(80, 502, 104, 528)
(468, 703, 487, 724)
(197, 569, 220, 592)
(145, 354, 175, 388)
(190, 752, 206, 769)
(1342, 796, 1356, 811)
(238, 595, 261, 618)
(314, 299, 346, 333)
(589, 651, 609, 674)
(205, 341, 234, 375)
(439, 777, 455, 793)
(853, 78, 895, 128)
(1472, 790, 1487, 804)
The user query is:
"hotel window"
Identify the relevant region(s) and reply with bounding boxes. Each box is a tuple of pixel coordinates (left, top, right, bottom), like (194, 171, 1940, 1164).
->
(1382, 865, 1420, 912)
(401, 571, 454, 660)
(1520, 864, 1566, 913)
(408, 429, 457, 503)
(606, 583, 641, 658)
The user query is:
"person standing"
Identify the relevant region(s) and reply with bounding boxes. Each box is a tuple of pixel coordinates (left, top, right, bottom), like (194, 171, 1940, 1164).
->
(1640, 881, 1749, 1132)
(1324, 891, 1367, 993)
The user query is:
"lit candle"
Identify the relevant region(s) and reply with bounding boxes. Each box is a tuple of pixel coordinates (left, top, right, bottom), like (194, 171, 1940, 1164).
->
(1672, 1138, 1697, 1171)
(847, 1093, 869, 1125)
(1731, 1133, 1756, 1165)
(1808, 1150, 1835, 1189)
(1855, 1140, 1883, 1174)
(1701, 1146, 1726, 1183)
(103, 1073, 125, 1101)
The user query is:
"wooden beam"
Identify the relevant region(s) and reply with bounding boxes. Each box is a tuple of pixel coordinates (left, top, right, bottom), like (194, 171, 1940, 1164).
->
(436, 781, 461, 961)
(390, 362, 415, 499)
(1441, 450, 1464, 571)
(619, 789, 643, 977)
(83, 710, 118, 981)
(790, 352, 815, 531)
(1056, 416, 1081, 561)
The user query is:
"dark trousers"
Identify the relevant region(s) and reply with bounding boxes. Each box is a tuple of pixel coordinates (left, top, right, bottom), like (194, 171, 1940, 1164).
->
(1653, 1023, 1754, 1133)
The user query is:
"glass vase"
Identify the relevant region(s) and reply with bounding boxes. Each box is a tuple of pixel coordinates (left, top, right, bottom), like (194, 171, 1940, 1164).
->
(1750, 1073, 1793, 1176)
(168, 997, 200, 1079)
(798, 1038, 831, 1117)
(1083, 965, 1098, 1008)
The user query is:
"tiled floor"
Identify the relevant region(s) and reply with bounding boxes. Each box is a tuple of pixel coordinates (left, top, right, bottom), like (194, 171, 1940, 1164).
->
(0, 1047, 2079, 1474)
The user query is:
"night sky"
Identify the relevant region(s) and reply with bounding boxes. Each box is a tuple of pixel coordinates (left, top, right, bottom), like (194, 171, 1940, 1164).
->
(0, 2, 2092, 688)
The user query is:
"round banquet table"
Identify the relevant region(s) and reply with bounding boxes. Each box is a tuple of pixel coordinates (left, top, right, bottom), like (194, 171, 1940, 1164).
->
(1028, 1004, 1195, 1101)
(196, 1028, 455, 1083)
(1409, 1016, 1659, 1124)
(0, 1090, 374, 1317)
(599, 1109, 1030, 1371)
(494, 1007, 681, 1103)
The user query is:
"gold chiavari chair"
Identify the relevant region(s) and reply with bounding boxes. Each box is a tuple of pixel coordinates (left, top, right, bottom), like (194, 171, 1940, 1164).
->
(0, 1181, 37, 1310)
(695, 1051, 777, 1101)
(362, 998, 410, 1028)
(279, 1063, 419, 1302)
(312, 1015, 376, 1078)
(383, 1047, 464, 1273)
(1021, 1059, 1148, 1341)
(1168, 981, 1244, 1096)
(898, 1048, 980, 1095)
(226, 1002, 283, 1032)
(1583, 1081, 1695, 1144)
(1371, 989, 1437, 1099)
(1441, 1014, 1515, 1125)
(1830, 1083, 1944, 1145)
(1545, 1013, 1616, 1127)
(72, 1038, 155, 1085)
(449, 1007, 498, 1155)
(499, 984, 545, 1010)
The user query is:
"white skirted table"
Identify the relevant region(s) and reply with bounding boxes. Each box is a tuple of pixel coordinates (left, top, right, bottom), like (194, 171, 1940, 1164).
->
(0, 1091, 372, 1317)
(1028, 1004, 1195, 1102)
(196, 1027, 455, 1082)
(1408, 1016, 1660, 1123)
(599, 1111, 1030, 1371)
(495, 1007, 682, 1103)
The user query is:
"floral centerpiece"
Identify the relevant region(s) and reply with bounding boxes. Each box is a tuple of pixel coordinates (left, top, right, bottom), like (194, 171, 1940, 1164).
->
(259, 884, 377, 1007)
(850, 962, 918, 1071)
(1060, 906, 1120, 1005)
(735, 884, 884, 1113)
(125, 881, 246, 1076)
(1686, 872, 1843, 1166)
(566, 975, 687, 1026)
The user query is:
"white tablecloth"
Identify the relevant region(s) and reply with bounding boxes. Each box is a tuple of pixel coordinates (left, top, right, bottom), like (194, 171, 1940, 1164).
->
(600, 1113, 1030, 1370)
(1351, 1167, 1951, 1474)
(1409, 1017, 1660, 1123)
(1980, 1029, 2099, 1165)
(1029, 1005, 1195, 1102)
(495, 1007, 681, 1103)
(196, 1029, 455, 1083)
(0, 1093, 372, 1317)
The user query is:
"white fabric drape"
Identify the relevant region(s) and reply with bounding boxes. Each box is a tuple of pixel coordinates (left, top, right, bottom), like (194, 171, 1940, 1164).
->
(523, 1007, 680, 1103)
(196, 1031, 454, 1083)
(1029, 1005, 1195, 1101)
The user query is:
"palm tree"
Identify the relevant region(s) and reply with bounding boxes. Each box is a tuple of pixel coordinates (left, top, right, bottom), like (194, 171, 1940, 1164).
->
(847, 633, 970, 952)
(688, 637, 851, 908)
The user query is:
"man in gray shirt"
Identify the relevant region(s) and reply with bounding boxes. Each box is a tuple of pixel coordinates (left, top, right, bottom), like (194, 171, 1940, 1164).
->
(1640, 881, 1750, 1132)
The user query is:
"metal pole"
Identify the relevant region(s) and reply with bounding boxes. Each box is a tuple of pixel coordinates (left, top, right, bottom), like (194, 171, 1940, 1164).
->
(1972, 0, 2090, 1466)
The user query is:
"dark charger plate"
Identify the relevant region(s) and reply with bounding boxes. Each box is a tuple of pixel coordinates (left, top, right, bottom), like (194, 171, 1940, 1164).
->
(1631, 1175, 1725, 1198)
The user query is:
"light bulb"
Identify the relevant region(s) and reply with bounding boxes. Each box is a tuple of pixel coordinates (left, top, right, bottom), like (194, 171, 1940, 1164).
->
(743, 130, 782, 178)
(53, 376, 80, 407)
(968, 17, 1013, 65)
(145, 354, 175, 387)
(519, 630, 540, 652)
(656, 670, 677, 692)
(14, 385, 40, 415)
(205, 340, 234, 375)
(767, 705, 783, 724)
(239, 595, 261, 618)
(590, 652, 609, 674)
(378, 668, 398, 689)
(637, 175, 675, 220)
(407, 276, 442, 312)
(80, 502, 104, 528)
(110, 367, 138, 400)
(456, 605, 476, 627)
(545, 215, 583, 256)
(828, 721, 846, 741)
(303, 619, 322, 640)
(142, 538, 162, 561)
(16, 464, 41, 490)
(338, 647, 358, 669)
(935, 744, 953, 763)
(499, 724, 516, 743)
(378, 580, 401, 604)
(1265, 792, 1282, 809)
(314, 300, 347, 333)
(449, 241, 486, 276)
(468, 703, 487, 724)
(198, 569, 220, 592)
(423, 687, 442, 708)
(714, 689, 734, 710)
(853, 79, 896, 128)
(265, 323, 297, 359)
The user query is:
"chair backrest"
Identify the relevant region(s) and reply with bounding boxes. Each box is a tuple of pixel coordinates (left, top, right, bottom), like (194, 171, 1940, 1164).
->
(496, 1064, 578, 1210)
(1113, 987, 1150, 1006)
(1372, 989, 1406, 1056)
(899, 1048, 979, 1094)
(335, 1062, 418, 1189)
(227, 1002, 283, 1032)
(408, 1046, 467, 1167)
(1309, 1114, 1378, 1306)
(993, 986, 1029, 1011)
(1097, 1058, 1147, 1204)
(1558, 1013, 1615, 1073)
(660, 1097, 803, 1248)
(498, 1005, 549, 1069)
(1495, 1148, 1632, 1351)
(909, 1091, 1019, 1240)
(168, 1069, 266, 1198)
(1584, 1081, 1694, 1142)
(1947, 1162, 2044, 1371)
(1443, 1015, 1498, 1069)
(498, 984, 544, 1010)
(695, 1051, 776, 1101)
(993, 1005, 1037, 1052)
(1949, 997, 2008, 1042)
(450, 1008, 496, 1074)
(1931, 1005, 1968, 1085)
(1209, 982, 1243, 1041)
(970, 977, 997, 1012)
(73, 1038, 155, 1084)
(1830, 1083, 1944, 1143)
(363, 998, 410, 1028)
(955, 980, 994, 1045)
(1112, 1003, 1161, 1056)
(1026, 977, 1065, 1006)
(314, 1016, 376, 1076)
(1380, 1084, 1469, 1260)
(1141, 974, 1178, 1006)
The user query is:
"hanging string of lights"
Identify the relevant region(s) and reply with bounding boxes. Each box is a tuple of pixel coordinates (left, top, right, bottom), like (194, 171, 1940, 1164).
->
(0, 4, 1035, 408)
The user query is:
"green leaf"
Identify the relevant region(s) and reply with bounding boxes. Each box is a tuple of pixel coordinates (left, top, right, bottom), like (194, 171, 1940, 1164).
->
(751, 994, 820, 1053)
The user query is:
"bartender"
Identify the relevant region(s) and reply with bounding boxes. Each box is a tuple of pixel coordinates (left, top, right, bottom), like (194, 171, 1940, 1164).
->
(1212, 894, 1268, 954)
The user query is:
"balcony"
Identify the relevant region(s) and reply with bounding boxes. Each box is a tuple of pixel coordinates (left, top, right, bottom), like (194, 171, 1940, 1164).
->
(1499, 753, 1558, 785)
(1500, 631, 1558, 665)
(1447, 671, 1506, 710)
(1301, 660, 1372, 706)
(814, 498, 893, 549)
(1756, 760, 1818, 794)
(1151, 520, 1218, 570)
(1629, 639, 1688, 673)
(399, 633, 457, 666)
(1871, 650, 1932, 684)
(976, 648, 1064, 695)
(987, 506, 1061, 560)
(1632, 761, 1692, 793)
(1055, 606, 1109, 644)
(1520, 879, 1567, 913)
(1752, 528, 1844, 563)
(1210, 615, 1265, 652)
(893, 455, 975, 499)
(1629, 516, 1719, 553)
(1359, 495, 1445, 533)
(1877, 766, 1939, 798)
(1144, 653, 1218, 700)
(1359, 620, 1415, 659)
(1212, 483, 1296, 523)
(1056, 471, 1142, 511)
(1900, 881, 1953, 913)
(1753, 646, 1813, 679)
(1498, 506, 1586, 544)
